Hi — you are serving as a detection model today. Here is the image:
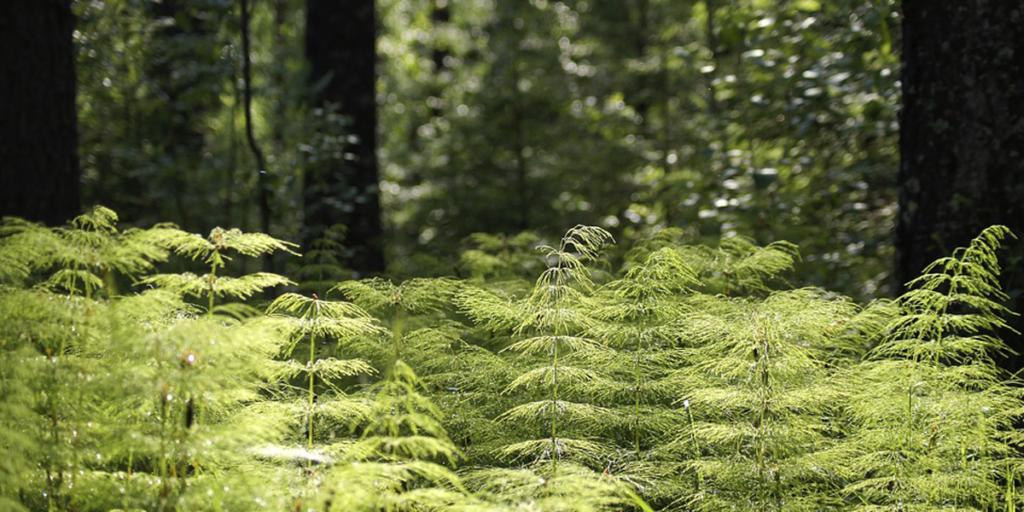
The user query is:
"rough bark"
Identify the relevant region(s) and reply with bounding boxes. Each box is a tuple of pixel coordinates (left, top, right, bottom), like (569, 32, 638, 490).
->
(0, 0, 80, 226)
(897, 1, 1024, 364)
(304, 0, 384, 275)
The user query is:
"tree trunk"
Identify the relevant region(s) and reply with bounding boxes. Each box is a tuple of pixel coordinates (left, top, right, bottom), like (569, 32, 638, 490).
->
(897, 1, 1024, 364)
(304, 0, 384, 275)
(0, 0, 80, 226)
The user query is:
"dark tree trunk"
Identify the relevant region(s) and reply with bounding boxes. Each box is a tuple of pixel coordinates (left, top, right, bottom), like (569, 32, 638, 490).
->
(304, 0, 384, 275)
(0, 0, 80, 226)
(897, 1, 1024, 365)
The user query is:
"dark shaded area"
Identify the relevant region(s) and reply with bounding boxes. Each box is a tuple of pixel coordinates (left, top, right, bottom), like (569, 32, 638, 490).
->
(75, 0, 232, 233)
(897, 0, 1024, 369)
(142, 0, 225, 231)
(304, 0, 384, 276)
(0, 0, 80, 226)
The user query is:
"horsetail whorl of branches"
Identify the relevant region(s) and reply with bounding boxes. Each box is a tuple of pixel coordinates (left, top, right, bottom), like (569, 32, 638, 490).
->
(0, 210, 1020, 511)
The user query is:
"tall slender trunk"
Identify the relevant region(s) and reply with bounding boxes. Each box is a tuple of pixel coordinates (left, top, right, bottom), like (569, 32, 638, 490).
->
(304, 0, 385, 275)
(0, 0, 80, 226)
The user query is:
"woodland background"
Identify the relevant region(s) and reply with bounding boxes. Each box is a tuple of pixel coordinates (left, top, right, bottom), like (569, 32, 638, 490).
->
(0, 0, 1022, 358)
(5, 2, 1024, 511)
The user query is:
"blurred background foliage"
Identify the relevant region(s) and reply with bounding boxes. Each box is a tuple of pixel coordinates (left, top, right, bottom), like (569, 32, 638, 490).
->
(74, 0, 900, 300)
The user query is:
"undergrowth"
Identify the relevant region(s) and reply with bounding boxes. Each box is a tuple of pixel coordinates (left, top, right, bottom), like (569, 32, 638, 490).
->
(0, 207, 1020, 511)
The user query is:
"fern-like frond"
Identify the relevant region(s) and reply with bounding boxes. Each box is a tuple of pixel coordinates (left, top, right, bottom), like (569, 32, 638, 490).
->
(497, 438, 610, 465)
(497, 400, 613, 425)
(140, 272, 294, 302)
(333, 277, 460, 315)
(503, 335, 608, 356)
(268, 358, 376, 381)
(165, 227, 299, 267)
(267, 292, 372, 319)
(504, 366, 612, 395)
(70, 205, 119, 231)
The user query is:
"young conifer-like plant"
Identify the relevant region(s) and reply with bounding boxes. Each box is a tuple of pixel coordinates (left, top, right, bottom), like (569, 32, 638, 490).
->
(583, 246, 700, 505)
(677, 236, 800, 296)
(309, 360, 471, 511)
(669, 288, 857, 510)
(490, 226, 615, 469)
(6, 207, 1024, 511)
(595, 247, 699, 451)
(840, 225, 1023, 509)
(332, 277, 459, 365)
(1, 206, 183, 296)
(459, 225, 653, 511)
(290, 277, 478, 510)
(260, 292, 381, 469)
(0, 207, 190, 509)
(290, 224, 352, 297)
(335, 289, 518, 472)
(140, 227, 297, 313)
(0, 287, 101, 510)
(458, 231, 544, 287)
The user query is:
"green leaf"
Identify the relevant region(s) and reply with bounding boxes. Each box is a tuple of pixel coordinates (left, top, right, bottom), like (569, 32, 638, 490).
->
(794, 0, 821, 11)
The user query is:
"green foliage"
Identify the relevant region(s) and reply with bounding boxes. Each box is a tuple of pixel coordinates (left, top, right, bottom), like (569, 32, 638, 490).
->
(459, 231, 545, 283)
(262, 291, 382, 471)
(839, 225, 1023, 510)
(290, 224, 354, 296)
(335, 276, 460, 317)
(2, 212, 1021, 511)
(0, 206, 185, 296)
(75, 0, 308, 240)
(464, 227, 616, 469)
(140, 226, 298, 312)
(672, 290, 858, 510)
(75, 0, 899, 301)
(377, 0, 899, 300)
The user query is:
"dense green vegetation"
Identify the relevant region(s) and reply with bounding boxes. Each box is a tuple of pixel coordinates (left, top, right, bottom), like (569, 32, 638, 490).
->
(1, 207, 1019, 511)
(4, 2, 1022, 509)
(72, 0, 900, 299)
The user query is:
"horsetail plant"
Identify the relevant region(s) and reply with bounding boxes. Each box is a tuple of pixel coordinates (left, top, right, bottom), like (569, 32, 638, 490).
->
(0, 207, 189, 509)
(4, 208, 1024, 511)
(262, 292, 381, 467)
(593, 247, 698, 454)
(676, 236, 800, 296)
(458, 231, 544, 287)
(840, 225, 1023, 509)
(333, 276, 460, 370)
(1, 206, 183, 297)
(461, 226, 616, 476)
(0, 288, 101, 510)
(669, 288, 858, 510)
(140, 227, 298, 314)
(310, 360, 471, 511)
(267, 277, 474, 510)
(583, 246, 700, 505)
(290, 224, 352, 297)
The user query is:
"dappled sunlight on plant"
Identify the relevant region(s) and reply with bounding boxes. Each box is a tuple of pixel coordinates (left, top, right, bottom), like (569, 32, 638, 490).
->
(0, 209, 1019, 510)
